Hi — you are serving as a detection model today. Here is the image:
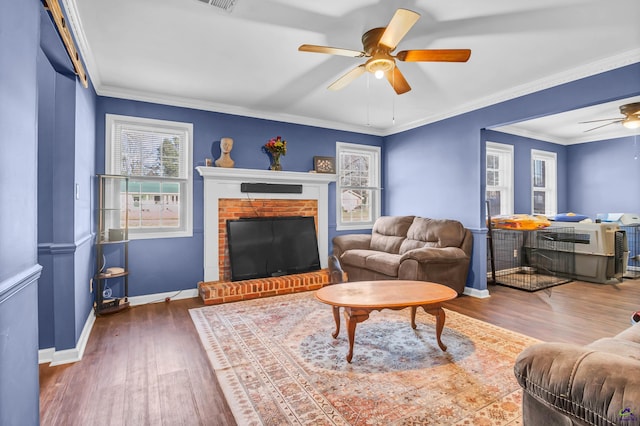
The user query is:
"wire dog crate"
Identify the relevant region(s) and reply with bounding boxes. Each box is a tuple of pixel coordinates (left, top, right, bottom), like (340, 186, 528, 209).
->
(488, 227, 575, 291)
(621, 225, 640, 278)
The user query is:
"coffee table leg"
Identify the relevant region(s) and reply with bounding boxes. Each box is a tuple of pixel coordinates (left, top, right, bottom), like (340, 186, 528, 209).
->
(410, 306, 418, 329)
(331, 306, 340, 338)
(419, 305, 448, 351)
(344, 308, 371, 363)
(432, 307, 447, 351)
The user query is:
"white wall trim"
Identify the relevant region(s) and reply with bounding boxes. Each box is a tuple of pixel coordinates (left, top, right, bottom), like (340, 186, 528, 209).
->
(128, 288, 199, 306)
(39, 308, 96, 366)
(463, 286, 491, 299)
(196, 166, 336, 282)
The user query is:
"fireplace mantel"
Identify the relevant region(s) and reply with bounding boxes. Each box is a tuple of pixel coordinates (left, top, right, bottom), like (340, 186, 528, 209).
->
(196, 166, 336, 281)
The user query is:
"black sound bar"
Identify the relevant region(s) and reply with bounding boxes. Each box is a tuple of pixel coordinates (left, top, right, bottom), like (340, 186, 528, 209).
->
(240, 182, 303, 194)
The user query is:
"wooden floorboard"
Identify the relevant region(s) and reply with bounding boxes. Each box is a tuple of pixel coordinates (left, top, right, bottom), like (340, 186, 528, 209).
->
(39, 277, 640, 425)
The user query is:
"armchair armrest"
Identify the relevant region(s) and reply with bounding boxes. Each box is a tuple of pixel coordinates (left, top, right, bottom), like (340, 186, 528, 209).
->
(332, 234, 371, 257)
(514, 342, 640, 425)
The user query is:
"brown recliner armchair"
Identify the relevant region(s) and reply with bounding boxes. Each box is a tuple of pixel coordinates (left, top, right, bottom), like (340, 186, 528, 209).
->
(332, 215, 473, 294)
(514, 323, 640, 425)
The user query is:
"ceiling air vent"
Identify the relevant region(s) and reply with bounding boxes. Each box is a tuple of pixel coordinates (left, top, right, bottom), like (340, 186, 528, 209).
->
(196, 0, 237, 12)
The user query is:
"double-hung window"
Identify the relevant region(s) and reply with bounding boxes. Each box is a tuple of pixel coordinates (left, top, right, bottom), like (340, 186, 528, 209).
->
(486, 142, 514, 217)
(105, 114, 193, 239)
(531, 149, 557, 216)
(336, 142, 381, 230)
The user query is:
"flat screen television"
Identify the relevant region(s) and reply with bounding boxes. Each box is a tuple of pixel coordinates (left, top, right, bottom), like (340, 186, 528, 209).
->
(226, 216, 321, 281)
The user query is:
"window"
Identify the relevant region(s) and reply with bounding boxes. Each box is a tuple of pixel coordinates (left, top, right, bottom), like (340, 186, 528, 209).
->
(486, 142, 513, 216)
(531, 149, 557, 216)
(105, 114, 193, 239)
(336, 142, 381, 230)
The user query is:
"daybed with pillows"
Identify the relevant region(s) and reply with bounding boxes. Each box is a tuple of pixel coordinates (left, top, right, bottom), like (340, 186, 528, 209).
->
(332, 215, 473, 294)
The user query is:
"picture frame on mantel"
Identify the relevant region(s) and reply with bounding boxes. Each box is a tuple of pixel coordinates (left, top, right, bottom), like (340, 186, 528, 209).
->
(313, 156, 335, 174)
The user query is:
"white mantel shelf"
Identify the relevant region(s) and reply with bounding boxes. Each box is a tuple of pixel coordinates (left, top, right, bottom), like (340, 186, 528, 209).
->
(196, 166, 336, 282)
(196, 166, 337, 185)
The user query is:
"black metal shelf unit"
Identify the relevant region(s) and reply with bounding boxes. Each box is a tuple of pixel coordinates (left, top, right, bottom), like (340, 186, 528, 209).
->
(95, 174, 129, 315)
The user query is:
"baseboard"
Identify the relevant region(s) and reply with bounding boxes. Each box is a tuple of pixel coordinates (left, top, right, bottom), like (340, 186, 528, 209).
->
(128, 288, 199, 306)
(39, 308, 96, 366)
(463, 286, 491, 299)
(38, 348, 55, 364)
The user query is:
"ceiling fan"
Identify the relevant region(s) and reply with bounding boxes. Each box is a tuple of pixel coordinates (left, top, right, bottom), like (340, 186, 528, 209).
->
(298, 8, 471, 95)
(580, 102, 640, 132)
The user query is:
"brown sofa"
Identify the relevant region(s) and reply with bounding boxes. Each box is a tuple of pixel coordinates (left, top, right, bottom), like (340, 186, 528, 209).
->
(332, 215, 473, 294)
(514, 323, 640, 426)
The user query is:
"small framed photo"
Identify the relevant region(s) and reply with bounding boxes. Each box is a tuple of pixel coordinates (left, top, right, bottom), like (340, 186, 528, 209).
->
(314, 156, 335, 174)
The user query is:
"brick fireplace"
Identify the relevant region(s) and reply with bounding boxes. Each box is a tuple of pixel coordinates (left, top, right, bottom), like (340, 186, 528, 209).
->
(196, 167, 336, 304)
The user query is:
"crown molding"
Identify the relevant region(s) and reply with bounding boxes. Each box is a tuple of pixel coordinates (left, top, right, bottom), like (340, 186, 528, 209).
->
(97, 85, 386, 136)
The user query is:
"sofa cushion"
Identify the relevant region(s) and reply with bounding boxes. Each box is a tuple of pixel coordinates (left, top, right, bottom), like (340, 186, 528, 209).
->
(340, 249, 372, 269)
(364, 252, 402, 277)
(399, 217, 466, 254)
(369, 215, 414, 254)
(341, 249, 402, 277)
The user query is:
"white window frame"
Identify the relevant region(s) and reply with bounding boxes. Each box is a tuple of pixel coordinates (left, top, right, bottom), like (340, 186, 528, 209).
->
(336, 142, 381, 231)
(486, 142, 514, 216)
(105, 114, 193, 240)
(531, 149, 557, 217)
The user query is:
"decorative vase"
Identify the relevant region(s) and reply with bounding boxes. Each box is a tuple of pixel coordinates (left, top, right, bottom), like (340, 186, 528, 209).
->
(269, 154, 282, 171)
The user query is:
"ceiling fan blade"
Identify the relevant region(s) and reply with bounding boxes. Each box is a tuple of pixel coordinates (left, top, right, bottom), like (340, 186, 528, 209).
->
(298, 44, 365, 58)
(379, 8, 420, 50)
(396, 49, 472, 62)
(328, 65, 366, 91)
(583, 120, 622, 132)
(578, 118, 623, 124)
(386, 67, 411, 95)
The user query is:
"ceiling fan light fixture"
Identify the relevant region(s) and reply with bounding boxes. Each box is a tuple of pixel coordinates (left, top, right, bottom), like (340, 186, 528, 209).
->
(622, 116, 640, 130)
(365, 53, 394, 79)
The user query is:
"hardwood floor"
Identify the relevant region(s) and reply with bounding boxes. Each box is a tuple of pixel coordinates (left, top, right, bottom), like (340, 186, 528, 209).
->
(39, 277, 640, 425)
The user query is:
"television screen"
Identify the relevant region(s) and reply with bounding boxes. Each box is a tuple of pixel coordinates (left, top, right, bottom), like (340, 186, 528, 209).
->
(226, 216, 321, 281)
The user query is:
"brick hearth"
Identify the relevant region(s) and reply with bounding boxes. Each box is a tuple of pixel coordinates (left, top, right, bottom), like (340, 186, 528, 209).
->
(198, 269, 331, 305)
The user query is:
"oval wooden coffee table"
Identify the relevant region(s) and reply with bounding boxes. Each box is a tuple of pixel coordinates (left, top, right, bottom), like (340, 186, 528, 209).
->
(315, 280, 458, 362)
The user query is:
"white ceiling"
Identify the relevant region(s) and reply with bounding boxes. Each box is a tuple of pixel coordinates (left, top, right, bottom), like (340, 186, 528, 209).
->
(493, 95, 640, 145)
(64, 0, 640, 137)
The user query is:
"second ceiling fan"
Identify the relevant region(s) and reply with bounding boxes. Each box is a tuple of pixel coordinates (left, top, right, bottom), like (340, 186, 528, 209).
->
(298, 8, 471, 95)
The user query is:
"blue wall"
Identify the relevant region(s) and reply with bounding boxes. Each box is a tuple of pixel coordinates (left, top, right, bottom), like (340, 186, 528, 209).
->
(567, 135, 640, 218)
(96, 64, 640, 296)
(36, 6, 97, 356)
(95, 97, 383, 296)
(482, 129, 569, 215)
(384, 62, 640, 291)
(0, 0, 42, 424)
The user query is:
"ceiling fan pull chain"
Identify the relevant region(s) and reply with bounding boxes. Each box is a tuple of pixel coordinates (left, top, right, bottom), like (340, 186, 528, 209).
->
(392, 71, 396, 125)
(366, 73, 371, 127)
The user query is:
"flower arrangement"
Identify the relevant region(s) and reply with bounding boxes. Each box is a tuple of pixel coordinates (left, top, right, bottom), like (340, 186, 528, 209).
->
(262, 136, 287, 156)
(262, 136, 287, 170)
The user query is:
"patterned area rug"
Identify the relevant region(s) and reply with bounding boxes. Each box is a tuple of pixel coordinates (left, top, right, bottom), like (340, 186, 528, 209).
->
(189, 292, 540, 425)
